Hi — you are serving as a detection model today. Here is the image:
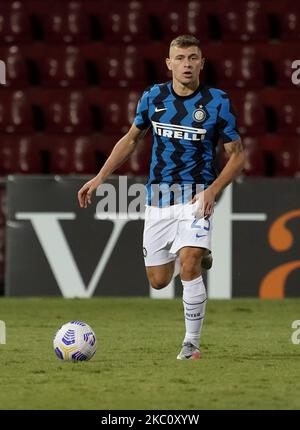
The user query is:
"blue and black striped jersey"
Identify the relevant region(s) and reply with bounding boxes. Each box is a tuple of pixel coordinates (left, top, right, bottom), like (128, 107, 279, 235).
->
(134, 81, 240, 202)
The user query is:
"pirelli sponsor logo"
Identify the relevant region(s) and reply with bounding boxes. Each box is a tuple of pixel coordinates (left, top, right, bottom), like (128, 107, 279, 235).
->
(152, 121, 207, 141)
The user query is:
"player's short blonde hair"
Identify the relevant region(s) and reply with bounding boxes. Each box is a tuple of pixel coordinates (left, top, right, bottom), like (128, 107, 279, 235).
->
(169, 35, 202, 53)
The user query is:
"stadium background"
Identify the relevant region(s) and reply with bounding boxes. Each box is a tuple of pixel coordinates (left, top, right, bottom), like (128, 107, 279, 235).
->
(1, 0, 300, 413)
(0, 0, 300, 298)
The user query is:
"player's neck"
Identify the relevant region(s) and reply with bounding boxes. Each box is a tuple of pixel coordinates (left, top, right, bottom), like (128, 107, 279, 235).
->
(172, 79, 200, 97)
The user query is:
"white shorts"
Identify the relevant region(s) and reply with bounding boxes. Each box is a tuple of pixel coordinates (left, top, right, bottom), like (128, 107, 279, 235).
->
(143, 202, 212, 267)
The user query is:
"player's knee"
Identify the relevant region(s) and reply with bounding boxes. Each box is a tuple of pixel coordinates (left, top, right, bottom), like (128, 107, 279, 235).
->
(147, 273, 171, 290)
(180, 257, 202, 280)
(146, 266, 173, 290)
(150, 279, 170, 290)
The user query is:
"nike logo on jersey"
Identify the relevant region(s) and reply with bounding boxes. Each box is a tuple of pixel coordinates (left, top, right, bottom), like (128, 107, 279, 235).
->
(196, 234, 207, 238)
(155, 107, 167, 112)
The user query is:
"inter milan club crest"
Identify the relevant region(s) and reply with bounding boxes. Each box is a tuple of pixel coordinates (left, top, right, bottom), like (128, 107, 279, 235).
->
(193, 108, 206, 122)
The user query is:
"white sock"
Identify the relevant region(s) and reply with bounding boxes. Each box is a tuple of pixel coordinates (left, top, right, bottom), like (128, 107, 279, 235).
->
(182, 275, 207, 348)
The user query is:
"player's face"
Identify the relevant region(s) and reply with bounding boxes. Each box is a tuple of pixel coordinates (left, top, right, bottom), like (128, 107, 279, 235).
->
(166, 45, 204, 86)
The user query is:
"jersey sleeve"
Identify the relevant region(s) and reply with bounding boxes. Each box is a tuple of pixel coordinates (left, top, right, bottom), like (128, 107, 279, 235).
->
(217, 94, 240, 143)
(134, 89, 151, 130)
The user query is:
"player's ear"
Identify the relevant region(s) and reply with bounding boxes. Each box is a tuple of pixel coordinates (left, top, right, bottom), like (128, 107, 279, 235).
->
(166, 57, 172, 71)
(200, 58, 205, 70)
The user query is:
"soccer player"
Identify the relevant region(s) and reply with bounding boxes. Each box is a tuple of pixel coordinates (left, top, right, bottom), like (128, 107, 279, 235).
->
(78, 35, 245, 360)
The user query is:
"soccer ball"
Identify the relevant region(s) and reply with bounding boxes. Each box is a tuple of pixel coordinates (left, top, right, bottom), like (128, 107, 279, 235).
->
(53, 321, 97, 361)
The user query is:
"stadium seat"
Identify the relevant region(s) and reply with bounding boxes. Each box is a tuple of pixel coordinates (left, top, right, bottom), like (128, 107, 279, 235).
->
(93, 132, 155, 175)
(274, 139, 300, 176)
(98, 89, 141, 134)
(43, 2, 90, 43)
(37, 90, 92, 133)
(259, 134, 281, 153)
(98, 45, 147, 88)
(133, 132, 153, 176)
(160, 0, 210, 42)
(0, 46, 29, 87)
(92, 133, 121, 171)
(0, 140, 16, 174)
(218, 0, 268, 41)
(230, 91, 266, 135)
(49, 136, 96, 174)
(214, 45, 264, 89)
(242, 136, 265, 176)
(281, 2, 300, 40)
(93, 133, 116, 157)
(38, 46, 87, 87)
(0, 135, 42, 174)
(218, 136, 265, 176)
(0, 91, 33, 133)
(0, 1, 31, 43)
(143, 43, 171, 83)
(17, 136, 42, 173)
(92, 0, 150, 43)
(116, 132, 152, 175)
(276, 92, 300, 134)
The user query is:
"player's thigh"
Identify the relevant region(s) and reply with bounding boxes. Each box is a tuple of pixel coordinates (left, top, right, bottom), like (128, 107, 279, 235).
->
(143, 206, 177, 267)
(146, 261, 175, 290)
(170, 210, 213, 257)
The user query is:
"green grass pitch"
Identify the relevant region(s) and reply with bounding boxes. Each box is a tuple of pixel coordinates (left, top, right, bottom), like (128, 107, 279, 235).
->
(0, 297, 299, 410)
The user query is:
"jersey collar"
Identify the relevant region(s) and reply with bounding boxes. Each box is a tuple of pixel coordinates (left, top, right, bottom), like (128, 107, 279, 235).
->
(170, 81, 205, 100)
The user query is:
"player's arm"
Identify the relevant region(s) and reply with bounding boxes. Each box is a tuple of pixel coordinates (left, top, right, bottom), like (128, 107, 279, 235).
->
(209, 139, 245, 197)
(193, 92, 245, 218)
(194, 139, 245, 218)
(203, 92, 245, 216)
(78, 124, 147, 208)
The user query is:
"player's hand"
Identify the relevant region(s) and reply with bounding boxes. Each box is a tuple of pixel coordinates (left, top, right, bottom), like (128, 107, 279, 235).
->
(77, 177, 102, 208)
(191, 188, 216, 219)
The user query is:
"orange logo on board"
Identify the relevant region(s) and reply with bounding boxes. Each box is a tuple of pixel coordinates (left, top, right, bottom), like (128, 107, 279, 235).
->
(259, 210, 300, 298)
